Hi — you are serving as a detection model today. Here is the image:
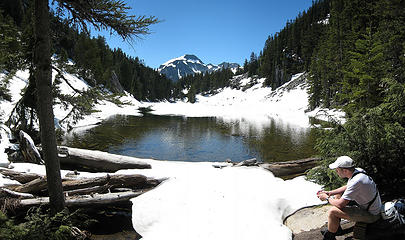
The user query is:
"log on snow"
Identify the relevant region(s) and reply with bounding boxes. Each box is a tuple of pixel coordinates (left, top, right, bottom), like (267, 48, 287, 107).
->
(0, 168, 43, 184)
(64, 185, 110, 196)
(19, 191, 144, 207)
(0, 188, 35, 199)
(61, 174, 160, 191)
(13, 176, 48, 194)
(260, 157, 320, 177)
(57, 146, 151, 172)
(13, 174, 163, 194)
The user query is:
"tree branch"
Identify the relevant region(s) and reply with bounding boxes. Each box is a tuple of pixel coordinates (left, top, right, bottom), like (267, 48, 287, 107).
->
(52, 66, 83, 94)
(54, 0, 160, 42)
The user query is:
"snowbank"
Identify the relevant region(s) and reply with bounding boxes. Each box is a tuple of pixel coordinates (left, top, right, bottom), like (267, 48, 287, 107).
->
(124, 159, 323, 240)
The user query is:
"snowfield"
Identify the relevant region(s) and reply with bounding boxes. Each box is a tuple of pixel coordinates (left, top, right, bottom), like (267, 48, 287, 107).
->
(0, 69, 343, 240)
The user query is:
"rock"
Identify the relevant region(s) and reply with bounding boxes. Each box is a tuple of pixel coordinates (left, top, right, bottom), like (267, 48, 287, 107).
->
(284, 204, 356, 240)
(284, 204, 331, 234)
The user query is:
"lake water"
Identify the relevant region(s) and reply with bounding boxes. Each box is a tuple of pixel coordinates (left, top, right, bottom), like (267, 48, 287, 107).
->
(62, 114, 318, 163)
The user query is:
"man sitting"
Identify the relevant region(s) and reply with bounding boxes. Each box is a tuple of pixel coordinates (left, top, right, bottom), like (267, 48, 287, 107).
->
(317, 156, 382, 240)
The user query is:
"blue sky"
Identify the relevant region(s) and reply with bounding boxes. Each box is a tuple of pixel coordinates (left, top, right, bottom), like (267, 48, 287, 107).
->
(98, 0, 314, 69)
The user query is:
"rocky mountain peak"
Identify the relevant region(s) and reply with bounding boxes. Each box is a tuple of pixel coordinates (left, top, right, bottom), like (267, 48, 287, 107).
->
(158, 54, 239, 82)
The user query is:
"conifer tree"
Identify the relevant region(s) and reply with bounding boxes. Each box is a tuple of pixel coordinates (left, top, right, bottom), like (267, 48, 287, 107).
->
(340, 28, 385, 113)
(32, 0, 159, 214)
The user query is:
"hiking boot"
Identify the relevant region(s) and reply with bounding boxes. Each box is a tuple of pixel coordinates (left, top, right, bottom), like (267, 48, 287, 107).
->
(321, 225, 344, 236)
(322, 231, 336, 240)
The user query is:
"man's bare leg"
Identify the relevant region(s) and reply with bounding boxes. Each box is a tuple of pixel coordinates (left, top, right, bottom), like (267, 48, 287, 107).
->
(327, 206, 350, 232)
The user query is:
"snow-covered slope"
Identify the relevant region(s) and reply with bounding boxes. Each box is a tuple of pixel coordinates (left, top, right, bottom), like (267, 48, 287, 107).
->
(149, 72, 344, 129)
(0, 69, 144, 133)
(158, 54, 240, 81)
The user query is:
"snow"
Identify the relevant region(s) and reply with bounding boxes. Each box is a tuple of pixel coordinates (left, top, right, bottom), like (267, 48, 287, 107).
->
(0, 67, 343, 240)
(147, 73, 345, 130)
(317, 14, 330, 25)
(125, 161, 323, 240)
(160, 55, 202, 69)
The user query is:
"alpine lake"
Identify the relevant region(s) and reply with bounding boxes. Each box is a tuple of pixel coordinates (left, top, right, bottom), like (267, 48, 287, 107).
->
(62, 113, 319, 164)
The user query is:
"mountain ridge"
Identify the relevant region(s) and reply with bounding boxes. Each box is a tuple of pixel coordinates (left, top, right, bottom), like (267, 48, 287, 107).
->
(158, 54, 240, 82)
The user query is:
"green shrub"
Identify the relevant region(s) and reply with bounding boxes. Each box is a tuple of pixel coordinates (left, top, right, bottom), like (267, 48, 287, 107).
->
(307, 80, 405, 195)
(0, 207, 93, 240)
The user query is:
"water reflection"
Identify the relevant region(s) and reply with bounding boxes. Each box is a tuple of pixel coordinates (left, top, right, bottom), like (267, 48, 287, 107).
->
(62, 114, 318, 163)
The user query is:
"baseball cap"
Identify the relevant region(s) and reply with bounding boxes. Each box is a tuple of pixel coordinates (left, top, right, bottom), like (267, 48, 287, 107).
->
(329, 156, 354, 169)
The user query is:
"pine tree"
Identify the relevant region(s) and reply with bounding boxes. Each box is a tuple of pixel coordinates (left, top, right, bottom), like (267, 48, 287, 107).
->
(340, 28, 385, 113)
(0, 10, 24, 72)
(187, 84, 197, 103)
(32, 0, 159, 214)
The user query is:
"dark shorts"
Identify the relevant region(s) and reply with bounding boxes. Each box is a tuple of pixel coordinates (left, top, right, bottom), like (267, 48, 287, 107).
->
(342, 205, 380, 223)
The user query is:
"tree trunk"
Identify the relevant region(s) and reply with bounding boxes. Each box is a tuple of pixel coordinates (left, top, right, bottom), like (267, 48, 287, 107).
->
(33, 0, 65, 213)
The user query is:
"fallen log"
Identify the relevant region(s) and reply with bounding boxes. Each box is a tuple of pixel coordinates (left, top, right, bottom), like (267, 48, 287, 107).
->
(13, 176, 48, 194)
(65, 185, 110, 196)
(235, 158, 259, 167)
(260, 157, 320, 177)
(19, 190, 144, 207)
(0, 188, 35, 199)
(0, 168, 43, 184)
(61, 174, 160, 191)
(13, 174, 163, 194)
(57, 146, 151, 172)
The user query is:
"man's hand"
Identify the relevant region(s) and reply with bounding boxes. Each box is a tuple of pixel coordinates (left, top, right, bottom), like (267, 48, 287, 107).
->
(317, 190, 329, 201)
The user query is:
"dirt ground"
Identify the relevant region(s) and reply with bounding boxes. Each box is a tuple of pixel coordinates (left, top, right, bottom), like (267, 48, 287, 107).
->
(292, 221, 355, 240)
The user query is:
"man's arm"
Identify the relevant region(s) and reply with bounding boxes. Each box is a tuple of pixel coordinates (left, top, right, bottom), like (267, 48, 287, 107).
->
(327, 196, 350, 209)
(318, 186, 350, 208)
(327, 185, 347, 197)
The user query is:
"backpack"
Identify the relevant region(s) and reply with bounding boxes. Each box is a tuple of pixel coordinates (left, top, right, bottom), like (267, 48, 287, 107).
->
(381, 199, 405, 228)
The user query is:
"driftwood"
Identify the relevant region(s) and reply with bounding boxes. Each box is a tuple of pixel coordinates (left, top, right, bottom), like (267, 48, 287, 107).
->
(260, 157, 320, 177)
(0, 168, 42, 184)
(14, 174, 163, 194)
(19, 190, 145, 207)
(57, 146, 151, 172)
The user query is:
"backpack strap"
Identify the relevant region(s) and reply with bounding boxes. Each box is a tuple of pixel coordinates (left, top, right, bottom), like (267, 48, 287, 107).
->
(351, 170, 367, 178)
(366, 190, 379, 211)
(351, 170, 379, 212)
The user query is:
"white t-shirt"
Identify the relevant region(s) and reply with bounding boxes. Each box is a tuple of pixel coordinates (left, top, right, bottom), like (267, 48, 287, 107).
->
(342, 168, 382, 215)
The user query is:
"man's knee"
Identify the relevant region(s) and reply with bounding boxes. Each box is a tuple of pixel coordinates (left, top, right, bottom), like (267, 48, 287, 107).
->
(328, 206, 341, 218)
